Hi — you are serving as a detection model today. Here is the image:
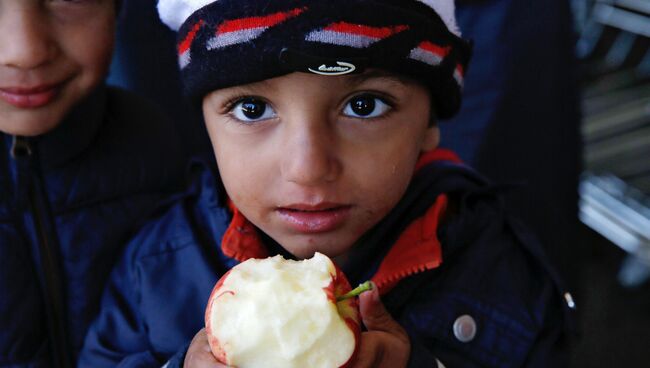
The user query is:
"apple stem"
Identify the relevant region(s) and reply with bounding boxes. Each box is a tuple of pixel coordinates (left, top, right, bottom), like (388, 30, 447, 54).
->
(336, 281, 373, 302)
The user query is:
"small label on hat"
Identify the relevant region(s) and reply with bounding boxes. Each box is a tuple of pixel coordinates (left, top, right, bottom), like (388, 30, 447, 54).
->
(308, 61, 356, 76)
(279, 48, 366, 76)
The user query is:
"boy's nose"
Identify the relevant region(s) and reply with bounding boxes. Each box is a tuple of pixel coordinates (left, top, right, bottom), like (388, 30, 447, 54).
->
(0, 7, 56, 70)
(280, 123, 342, 186)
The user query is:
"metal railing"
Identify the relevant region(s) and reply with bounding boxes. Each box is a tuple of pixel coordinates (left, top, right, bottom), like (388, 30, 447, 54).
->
(577, 0, 650, 286)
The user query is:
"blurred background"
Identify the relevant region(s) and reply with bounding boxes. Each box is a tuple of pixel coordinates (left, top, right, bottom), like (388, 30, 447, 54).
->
(108, 0, 650, 366)
(572, 0, 650, 365)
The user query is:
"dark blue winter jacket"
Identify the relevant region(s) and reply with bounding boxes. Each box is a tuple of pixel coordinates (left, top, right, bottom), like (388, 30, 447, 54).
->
(0, 86, 185, 368)
(79, 150, 575, 368)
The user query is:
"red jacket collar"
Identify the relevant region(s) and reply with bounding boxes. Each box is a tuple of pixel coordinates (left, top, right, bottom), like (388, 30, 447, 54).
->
(220, 148, 461, 291)
(371, 193, 447, 294)
(221, 201, 269, 262)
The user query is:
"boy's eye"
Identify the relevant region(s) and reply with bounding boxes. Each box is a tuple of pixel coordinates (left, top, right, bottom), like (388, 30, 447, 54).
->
(231, 98, 277, 122)
(343, 95, 391, 119)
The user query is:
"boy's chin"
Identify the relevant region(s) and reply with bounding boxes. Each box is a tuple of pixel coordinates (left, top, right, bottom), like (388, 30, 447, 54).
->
(278, 233, 357, 260)
(0, 114, 64, 137)
(0, 96, 78, 136)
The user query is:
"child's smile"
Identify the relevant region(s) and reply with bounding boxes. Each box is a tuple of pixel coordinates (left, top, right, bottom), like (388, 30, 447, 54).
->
(0, 81, 64, 109)
(203, 71, 440, 259)
(0, 0, 115, 136)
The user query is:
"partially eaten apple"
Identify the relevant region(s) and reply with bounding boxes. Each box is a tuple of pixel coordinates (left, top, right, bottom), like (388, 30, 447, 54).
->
(204, 252, 370, 368)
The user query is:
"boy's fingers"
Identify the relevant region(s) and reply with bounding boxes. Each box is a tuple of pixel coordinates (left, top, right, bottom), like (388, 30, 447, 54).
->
(353, 331, 410, 368)
(184, 329, 230, 368)
(352, 333, 382, 368)
(359, 284, 408, 343)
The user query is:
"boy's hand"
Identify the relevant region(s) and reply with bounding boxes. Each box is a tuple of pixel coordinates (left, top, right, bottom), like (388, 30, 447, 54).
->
(186, 286, 409, 368)
(184, 328, 230, 368)
(353, 285, 411, 368)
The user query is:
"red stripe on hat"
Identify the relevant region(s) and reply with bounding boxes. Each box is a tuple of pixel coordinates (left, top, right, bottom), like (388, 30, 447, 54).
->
(178, 20, 204, 54)
(217, 7, 306, 34)
(324, 22, 409, 39)
(418, 41, 451, 58)
(455, 64, 465, 76)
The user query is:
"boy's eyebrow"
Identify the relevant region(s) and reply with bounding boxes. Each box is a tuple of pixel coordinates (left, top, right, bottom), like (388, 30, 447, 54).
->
(344, 70, 415, 87)
(223, 79, 274, 95)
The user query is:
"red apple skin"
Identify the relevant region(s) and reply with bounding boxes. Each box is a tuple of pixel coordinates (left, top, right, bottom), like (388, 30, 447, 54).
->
(204, 260, 362, 368)
(205, 269, 233, 365)
(326, 265, 361, 368)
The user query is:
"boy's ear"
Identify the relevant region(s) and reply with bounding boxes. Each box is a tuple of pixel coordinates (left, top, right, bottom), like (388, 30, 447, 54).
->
(420, 126, 440, 152)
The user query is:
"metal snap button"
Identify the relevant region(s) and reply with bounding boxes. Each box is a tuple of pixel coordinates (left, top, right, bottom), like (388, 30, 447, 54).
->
(453, 314, 477, 343)
(564, 292, 576, 309)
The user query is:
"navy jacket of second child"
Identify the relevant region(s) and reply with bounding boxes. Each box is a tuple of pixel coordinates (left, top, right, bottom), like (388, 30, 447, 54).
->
(79, 149, 575, 368)
(0, 86, 185, 368)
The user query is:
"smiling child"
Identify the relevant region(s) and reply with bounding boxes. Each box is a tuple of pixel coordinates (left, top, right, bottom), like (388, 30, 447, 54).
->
(0, 1, 184, 366)
(80, 1, 574, 367)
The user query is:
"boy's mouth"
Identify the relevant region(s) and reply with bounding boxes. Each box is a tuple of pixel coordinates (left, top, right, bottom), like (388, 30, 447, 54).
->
(276, 203, 352, 233)
(0, 82, 63, 109)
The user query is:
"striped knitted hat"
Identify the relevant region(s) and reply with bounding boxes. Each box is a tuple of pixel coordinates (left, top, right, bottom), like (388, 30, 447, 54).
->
(158, 0, 472, 119)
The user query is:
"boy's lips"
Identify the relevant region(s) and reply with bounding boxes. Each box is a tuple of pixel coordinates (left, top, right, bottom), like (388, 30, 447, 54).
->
(0, 83, 63, 108)
(276, 203, 352, 233)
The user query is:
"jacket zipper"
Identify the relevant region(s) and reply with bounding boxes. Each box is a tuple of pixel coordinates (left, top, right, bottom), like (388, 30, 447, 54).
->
(11, 136, 72, 368)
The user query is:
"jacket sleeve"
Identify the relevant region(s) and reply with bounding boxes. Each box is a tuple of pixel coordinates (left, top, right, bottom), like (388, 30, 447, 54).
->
(407, 338, 445, 368)
(161, 344, 190, 368)
(521, 298, 570, 368)
(77, 247, 186, 368)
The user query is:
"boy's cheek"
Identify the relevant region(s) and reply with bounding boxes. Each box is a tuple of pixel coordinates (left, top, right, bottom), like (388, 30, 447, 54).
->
(0, 0, 115, 130)
(218, 155, 272, 209)
(56, 11, 116, 126)
(63, 12, 115, 71)
(421, 126, 441, 151)
(49, 1, 117, 24)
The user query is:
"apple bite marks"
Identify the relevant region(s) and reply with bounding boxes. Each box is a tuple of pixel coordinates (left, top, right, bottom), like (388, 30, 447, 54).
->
(204, 253, 360, 367)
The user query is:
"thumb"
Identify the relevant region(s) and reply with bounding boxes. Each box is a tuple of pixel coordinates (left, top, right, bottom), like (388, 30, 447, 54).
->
(359, 283, 407, 339)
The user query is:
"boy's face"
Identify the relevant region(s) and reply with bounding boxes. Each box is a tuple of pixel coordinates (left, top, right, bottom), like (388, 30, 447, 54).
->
(0, 0, 115, 136)
(203, 71, 439, 259)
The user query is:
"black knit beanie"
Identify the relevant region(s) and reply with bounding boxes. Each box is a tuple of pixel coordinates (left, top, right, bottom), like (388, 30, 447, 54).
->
(158, 0, 472, 119)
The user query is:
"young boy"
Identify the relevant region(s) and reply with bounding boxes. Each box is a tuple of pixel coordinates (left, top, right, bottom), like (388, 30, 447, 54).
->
(80, 0, 575, 367)
(0, 1, 185, 367)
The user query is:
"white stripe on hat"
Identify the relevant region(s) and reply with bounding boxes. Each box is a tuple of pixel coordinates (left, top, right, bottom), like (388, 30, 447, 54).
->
(408, 41, 451, 66)
(207, 27, 269, 50)
(409, 48, 444, 66)
(158, 0, 217, 31)
(158, 0, 461, 36)
(179, 50, 191, 69)
(415, 0, 460, 36)
(306, 30, 381, 48)
(453, 65, 464, 87)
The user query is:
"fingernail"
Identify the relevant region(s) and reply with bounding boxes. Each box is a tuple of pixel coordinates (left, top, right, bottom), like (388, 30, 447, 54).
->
(370, 281, 379, 302)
